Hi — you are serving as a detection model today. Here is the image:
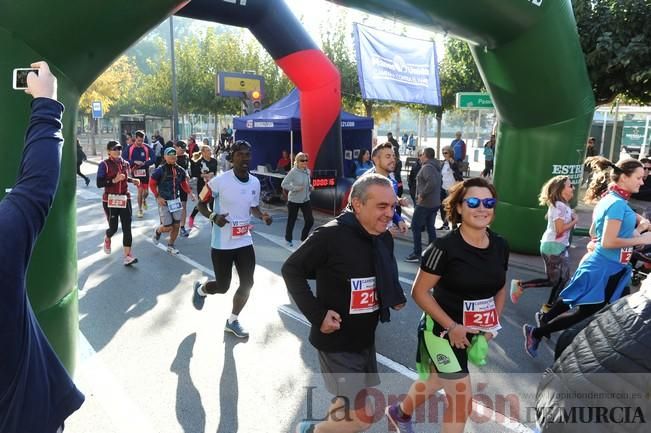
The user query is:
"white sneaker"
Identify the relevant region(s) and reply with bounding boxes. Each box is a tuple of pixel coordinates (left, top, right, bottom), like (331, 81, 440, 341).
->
(137, 209, 144, 218)
(167, 245, 180, 256)
(123, 255, 138, 266)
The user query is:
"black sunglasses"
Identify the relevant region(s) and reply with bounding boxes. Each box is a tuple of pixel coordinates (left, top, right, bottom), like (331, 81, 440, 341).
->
(464, 197, 497, 209)
(299, 159, 308, 162)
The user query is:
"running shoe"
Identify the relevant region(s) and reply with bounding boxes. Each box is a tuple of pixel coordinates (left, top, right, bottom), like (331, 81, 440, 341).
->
(137, 208, 144, 218)
(167, 245, 180, 256)
(187, 216, 195, 230)
(436, 224, 450, 230)
(123, 255, 138, 266)
(180, 227, 190, 238)
(84, 178, 90, 187)
(286, 240, 293, 248)
(540, 303, 552, 314)
(224, 319, 249, 338)
(385, 404, 414, 433)
(192, 281, 205, 310)
(510, 279, 523, 304)
(523, 324, 540, 358)
(103, 236, 111, 254)
(152, 228, 161, 245)
(404, 253, 419, 263)
(294, 421, 317, 433)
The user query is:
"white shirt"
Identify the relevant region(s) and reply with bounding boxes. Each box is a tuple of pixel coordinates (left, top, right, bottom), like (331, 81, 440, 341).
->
(207, 170, 260, 250)
(441, 160, 456, 191)
(540, 201, 573, 246)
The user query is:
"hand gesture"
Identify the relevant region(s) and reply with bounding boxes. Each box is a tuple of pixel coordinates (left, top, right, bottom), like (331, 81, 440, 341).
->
(448, 324, 479, 349)
(261, 213, 272, 225)
(132, 178, 141, 187)
(214, 213, 230, 227)
(115, 173, 126, 182)
(156, 196, 167, 206)
(320, 310, 342, 334)
(25, 61, 57, 100)
(397, 220, 408, 234)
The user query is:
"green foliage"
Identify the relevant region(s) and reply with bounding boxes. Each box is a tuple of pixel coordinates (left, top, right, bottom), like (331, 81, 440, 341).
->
(573, 0, 651, 105)
(438, 38, 484, 111)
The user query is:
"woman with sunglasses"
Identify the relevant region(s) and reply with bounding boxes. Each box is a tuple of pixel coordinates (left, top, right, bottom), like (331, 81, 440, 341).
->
(523, 158, 651, 358)
(281, 152, 314, 247)
(385, 177, 508, 433)
(510, 176, 577, 313)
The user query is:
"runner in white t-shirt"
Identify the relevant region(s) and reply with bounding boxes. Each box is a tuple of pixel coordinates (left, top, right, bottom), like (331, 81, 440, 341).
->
(510, 175, 578, 313)
(191, 140, 272, 338)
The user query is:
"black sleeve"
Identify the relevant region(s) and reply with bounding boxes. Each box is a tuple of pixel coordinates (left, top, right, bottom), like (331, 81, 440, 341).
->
(420, 238, 449, 275)
(502, 237, 510, 271)
(281, 226, 331, 327)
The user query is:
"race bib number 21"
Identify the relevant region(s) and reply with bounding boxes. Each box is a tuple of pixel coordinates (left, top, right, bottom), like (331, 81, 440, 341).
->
(349, 277, 379, 314)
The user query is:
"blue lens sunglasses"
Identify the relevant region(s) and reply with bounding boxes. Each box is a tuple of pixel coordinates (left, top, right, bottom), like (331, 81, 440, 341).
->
(464, 197, 497, 209)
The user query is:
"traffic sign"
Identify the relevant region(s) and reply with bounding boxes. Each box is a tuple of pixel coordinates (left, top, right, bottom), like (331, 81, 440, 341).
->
(92, 101, 103, 119)
(216, 72, 264, 98)
(456, 92, 494, 110)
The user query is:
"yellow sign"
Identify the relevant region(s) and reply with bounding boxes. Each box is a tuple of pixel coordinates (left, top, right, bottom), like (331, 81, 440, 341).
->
(223, 77, 261, 93)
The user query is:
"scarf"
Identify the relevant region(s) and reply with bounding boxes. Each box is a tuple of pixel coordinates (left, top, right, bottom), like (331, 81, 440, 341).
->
(337, 211, 406, 322)
(609, 183, 632, 201)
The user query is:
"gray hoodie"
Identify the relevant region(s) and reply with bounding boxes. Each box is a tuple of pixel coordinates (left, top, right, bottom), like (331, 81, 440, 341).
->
(281, 166, 311, 203)
(416, 158, 442, 208)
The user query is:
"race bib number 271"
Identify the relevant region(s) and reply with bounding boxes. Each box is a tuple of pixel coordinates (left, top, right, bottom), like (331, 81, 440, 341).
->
(462, 297, 501, 334)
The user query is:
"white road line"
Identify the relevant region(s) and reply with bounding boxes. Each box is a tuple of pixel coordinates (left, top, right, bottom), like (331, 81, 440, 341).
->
(76, 220, 533, 432)
(77, 332, 157, 433)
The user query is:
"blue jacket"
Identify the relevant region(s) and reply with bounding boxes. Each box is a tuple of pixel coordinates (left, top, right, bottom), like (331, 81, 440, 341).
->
(0, 98, 84, 432)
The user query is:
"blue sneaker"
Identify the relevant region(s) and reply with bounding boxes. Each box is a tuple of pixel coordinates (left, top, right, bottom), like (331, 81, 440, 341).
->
(295, 421, 316, 433)
(523, 324, 540, 358)
(192, 281, 205, 310)
(225, 319, 249, 338)
(385, 404, 414, 433)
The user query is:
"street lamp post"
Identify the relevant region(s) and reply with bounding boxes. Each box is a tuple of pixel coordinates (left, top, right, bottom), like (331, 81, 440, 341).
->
(170, 16, 179, 141)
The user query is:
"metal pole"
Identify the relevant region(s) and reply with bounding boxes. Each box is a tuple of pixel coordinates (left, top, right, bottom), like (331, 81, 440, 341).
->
(641, 115, 650, 158)
(600, 108, 607, 156)
(170, 16, 179, 141)
(609, 99, 619, 162)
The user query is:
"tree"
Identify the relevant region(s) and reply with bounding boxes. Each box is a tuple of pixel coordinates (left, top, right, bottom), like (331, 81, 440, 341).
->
(438, 37, 485, 111)
(572, 0, 651, 105)
(79, 55, 137, 119)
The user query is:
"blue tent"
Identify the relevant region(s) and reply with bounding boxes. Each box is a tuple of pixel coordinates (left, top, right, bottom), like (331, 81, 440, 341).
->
(234, 89, 374, 176)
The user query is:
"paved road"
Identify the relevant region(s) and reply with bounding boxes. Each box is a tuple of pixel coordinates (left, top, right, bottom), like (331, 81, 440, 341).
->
(64, 162, 577, 433)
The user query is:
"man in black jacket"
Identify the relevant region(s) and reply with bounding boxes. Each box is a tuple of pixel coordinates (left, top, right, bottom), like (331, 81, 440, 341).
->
(283, 174, 406, 433)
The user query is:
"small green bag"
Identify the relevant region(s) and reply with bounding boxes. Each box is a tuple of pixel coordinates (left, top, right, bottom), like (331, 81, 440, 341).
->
(466, 334, 489, 366)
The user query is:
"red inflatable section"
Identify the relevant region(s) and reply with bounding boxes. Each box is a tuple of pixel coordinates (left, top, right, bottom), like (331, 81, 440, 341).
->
(276, 49, 340, 171)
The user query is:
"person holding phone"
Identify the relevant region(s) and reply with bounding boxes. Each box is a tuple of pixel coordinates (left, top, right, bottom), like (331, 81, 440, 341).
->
(2, 61, 84, 432)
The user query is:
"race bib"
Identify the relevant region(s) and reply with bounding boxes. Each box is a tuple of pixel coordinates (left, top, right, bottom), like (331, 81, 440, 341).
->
(462, 297, 501, 334)
(107, 194, 127, 209)
(133, 168, 147, 177)
(349, 277, 379, 314)
(619, 247, 633, 264)
(231, 220, 252, 239)
(167, 198, 182, 213)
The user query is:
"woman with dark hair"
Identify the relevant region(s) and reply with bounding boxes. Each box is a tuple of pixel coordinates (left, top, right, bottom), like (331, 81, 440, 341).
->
(385, 177, 509, 433)
(353, 148, 373, 178)
(510, 175, 577, 312)
(523, 157, 651, 358)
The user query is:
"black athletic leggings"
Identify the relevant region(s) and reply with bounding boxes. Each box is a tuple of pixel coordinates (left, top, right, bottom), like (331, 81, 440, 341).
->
(285, 201, 314, 242)
(103, 200, 133, 247)
(204, 245, 255, 295)
(532, 267, 627, 339)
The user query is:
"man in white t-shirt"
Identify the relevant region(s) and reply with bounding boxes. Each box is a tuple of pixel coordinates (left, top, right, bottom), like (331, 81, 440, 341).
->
(192, 140, 272, 338)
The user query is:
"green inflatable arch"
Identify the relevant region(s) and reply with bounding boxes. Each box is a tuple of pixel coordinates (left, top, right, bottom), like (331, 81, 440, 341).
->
(0, 0, 593, 372)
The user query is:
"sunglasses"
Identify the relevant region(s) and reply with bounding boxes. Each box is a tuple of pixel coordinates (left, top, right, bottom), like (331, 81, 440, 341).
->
(299, 159, 308, 162)
(463, 197, 497, 209)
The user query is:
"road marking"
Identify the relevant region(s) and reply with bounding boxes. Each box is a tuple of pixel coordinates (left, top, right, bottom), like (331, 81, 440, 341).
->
(76, 215, 533, 432)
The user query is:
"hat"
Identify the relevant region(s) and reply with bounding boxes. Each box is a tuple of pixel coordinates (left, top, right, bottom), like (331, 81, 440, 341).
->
(164, 147, 177, 156)
(175, 140, 187, 149)
(107, 141, 121, 151)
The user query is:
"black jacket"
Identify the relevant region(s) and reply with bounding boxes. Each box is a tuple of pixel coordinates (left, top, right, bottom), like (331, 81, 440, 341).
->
(282, 216, 401, 352)
(535, 288, 651, 432)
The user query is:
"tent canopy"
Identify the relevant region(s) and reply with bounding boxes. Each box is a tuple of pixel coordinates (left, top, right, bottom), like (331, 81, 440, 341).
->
(233, 88, 373, 131)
